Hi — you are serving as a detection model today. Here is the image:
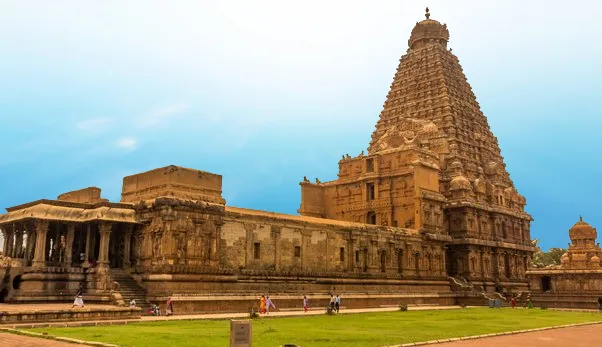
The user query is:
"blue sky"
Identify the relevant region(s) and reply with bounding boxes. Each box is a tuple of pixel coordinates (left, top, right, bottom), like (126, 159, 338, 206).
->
(0, 0, 600, 251)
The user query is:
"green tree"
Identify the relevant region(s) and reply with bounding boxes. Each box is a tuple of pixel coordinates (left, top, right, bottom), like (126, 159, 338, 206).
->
(532, 244, 567, 268)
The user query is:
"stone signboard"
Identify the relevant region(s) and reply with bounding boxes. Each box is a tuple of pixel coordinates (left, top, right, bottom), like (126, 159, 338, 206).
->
(230, 319, 252, 347)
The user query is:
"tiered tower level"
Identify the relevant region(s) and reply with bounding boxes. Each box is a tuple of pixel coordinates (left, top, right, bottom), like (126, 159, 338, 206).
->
(299, 8, 534, 286)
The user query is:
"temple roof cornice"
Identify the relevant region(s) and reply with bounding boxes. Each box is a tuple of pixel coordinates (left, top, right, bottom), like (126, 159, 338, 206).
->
(0, 199, 138, 225)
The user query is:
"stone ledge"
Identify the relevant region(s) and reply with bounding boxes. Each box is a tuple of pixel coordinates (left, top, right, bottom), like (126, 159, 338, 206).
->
(385, 321, 602, 346)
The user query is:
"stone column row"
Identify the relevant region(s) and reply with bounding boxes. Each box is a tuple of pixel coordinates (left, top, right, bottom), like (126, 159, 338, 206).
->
(1, 224, 38, 261)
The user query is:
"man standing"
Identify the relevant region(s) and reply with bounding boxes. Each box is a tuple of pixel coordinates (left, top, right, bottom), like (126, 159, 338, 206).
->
(303, 295, 309, 312)
(266, 295, 276, 314)
(335, 295, 341, 313)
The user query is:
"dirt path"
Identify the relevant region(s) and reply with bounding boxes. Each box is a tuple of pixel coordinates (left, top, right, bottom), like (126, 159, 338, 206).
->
(434, 324, 602, 347)
(0, 332, 85, 347)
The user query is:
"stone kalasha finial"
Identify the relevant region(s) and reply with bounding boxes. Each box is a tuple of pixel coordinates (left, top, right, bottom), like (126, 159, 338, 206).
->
(580, 215, 583, 221)
(425, 7, 430, 19)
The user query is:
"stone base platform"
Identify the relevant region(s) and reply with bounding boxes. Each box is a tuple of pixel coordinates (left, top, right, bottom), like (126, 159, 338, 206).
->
(531, 293, 602, 310)
(0, 304, 141, 325)
(149, 292, 462, 315)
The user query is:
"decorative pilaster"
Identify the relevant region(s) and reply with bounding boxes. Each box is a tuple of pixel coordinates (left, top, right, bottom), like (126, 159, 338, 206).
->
(65, 224, 75, 266)
(97, 222, 112, 268)
(271, 226, 281, 271)
(123, 224, 133, 268)
(32, 220, 49, 269)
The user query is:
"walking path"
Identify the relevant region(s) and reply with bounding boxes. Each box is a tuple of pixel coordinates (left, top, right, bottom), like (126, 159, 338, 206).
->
(429, 324, 602, 347)
(0, 332, 78, 347)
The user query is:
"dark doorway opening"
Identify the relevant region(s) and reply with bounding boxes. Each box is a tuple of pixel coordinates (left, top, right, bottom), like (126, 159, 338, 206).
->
(541, 276, 552, 292)
(12, 275, 21, 290)
(0, 288, 7, 303)
(367, 211, 377, 225)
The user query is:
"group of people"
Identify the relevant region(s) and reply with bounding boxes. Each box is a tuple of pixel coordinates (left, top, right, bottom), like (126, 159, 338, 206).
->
(258, 294, 276, 314)
(73, 286, 342, 316)
(256, 294, 341, 314)
(329, 294, 341, 313)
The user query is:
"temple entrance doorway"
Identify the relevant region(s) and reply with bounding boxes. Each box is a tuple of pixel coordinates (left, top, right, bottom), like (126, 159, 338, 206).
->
(541, 276, 552, 292)
(108, 224, 128, 269)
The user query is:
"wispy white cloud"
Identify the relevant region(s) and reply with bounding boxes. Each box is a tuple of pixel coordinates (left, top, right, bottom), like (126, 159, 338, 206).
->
(138, 103, 190, 127)
(76, 118, 114, 132)
(115, 137, 138, 151)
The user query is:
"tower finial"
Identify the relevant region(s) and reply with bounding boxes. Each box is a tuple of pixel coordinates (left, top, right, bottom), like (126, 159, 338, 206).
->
(580, 215, 583, 222)
(425, 7, 430, 19)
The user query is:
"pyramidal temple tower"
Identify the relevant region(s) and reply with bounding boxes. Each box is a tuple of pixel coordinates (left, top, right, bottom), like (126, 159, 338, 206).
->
(299, 8, 534, 288)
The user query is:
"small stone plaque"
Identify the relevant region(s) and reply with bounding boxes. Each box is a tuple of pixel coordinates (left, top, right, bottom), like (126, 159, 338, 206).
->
(230, 319, 252, 347)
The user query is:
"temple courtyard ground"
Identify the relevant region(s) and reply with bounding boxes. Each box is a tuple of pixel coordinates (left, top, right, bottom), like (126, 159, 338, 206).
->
(1, 307, 599, 347)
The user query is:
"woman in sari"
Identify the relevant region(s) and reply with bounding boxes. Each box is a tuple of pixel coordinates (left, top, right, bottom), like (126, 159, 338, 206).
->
(166, 297, 174, 316)
(259, 295, 266, 314)
(72, 284, 84, 308)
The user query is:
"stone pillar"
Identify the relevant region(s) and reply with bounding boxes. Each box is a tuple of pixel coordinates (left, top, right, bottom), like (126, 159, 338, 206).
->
(5, 225, 15, 258)
(1, 227, 8, 256)
(15, 229, 24, 258)
(123, 224, 133, 268)
(64, 224, 76, 266)
(132, 232, 141, 267)
(32, 220, 50, 268)
(82, 224, 92, 268)
(97, 222, 112, 269)
(25, 227, 36, 263)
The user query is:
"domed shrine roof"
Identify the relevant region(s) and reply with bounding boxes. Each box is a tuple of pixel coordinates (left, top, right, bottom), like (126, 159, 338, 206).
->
(408, 8, 450, 49)
(569, 216, 597, 241)
(450, 175, 472, 191)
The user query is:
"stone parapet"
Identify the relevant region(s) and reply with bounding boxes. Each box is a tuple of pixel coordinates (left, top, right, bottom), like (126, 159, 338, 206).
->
(0, 306, 140, 324)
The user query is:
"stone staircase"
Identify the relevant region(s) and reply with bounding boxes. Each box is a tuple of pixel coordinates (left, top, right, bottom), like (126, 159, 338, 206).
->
(448, 276, 511, 306)
(110, 269, 151, 313)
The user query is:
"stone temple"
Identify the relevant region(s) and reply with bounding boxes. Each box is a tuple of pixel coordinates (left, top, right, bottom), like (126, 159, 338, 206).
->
(0, 9, 536, 313)
(528, 217, 602, 309)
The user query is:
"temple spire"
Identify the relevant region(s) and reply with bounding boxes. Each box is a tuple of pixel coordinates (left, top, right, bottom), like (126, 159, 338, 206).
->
(580, 215, 583, 222)
(425, 7, 430, 19)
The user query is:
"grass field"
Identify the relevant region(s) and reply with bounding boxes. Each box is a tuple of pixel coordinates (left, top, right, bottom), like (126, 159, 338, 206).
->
(30, 308, 602, 347)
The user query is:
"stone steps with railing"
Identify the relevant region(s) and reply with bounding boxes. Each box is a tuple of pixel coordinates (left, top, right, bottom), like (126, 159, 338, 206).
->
(109, 270, 152, 313)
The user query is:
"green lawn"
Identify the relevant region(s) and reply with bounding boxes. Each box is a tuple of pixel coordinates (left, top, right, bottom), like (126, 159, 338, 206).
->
(30, 308, 602, 347)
